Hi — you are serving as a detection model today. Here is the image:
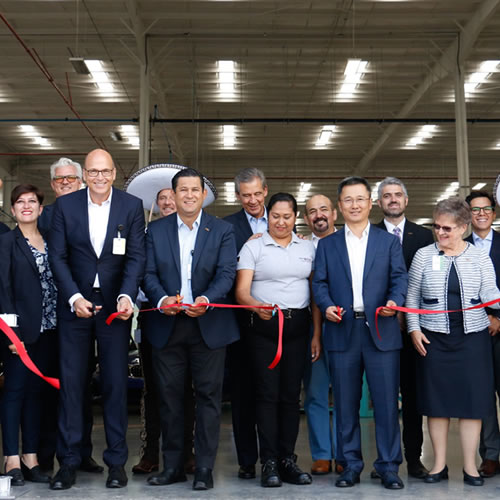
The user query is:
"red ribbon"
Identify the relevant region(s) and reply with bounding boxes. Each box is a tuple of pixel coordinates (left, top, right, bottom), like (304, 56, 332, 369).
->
(375, 297, 500, 339)
(107, 303, 285, 369)
(0, 317, 60, 389)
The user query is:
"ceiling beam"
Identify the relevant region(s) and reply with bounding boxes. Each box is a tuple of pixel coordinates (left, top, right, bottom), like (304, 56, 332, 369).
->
(354, 0, 500, 174)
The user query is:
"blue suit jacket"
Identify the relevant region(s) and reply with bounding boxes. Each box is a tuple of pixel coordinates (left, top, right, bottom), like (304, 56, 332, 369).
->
(143, 211, 239, 350)
(313, 225, 408, 352)
(48, 187, 145, 318)
(223, 209, 253, 253)
(0, 227, 47, 344)
(466, 229, 500, 316)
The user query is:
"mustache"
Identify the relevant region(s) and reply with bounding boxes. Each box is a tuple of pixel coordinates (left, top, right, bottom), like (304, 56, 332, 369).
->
(313, 216, 328, 224)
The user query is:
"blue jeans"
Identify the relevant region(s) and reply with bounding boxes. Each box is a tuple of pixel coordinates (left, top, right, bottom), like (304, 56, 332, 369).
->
(303, 340, 339, 462)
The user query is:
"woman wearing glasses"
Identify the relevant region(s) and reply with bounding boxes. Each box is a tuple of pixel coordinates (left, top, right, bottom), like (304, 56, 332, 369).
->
(0, 185, 56, 486)
(406, 197, 500, 486)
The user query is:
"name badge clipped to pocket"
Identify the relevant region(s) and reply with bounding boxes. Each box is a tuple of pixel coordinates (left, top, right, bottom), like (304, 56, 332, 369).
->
(432, 255, 444, 271)
(113, 225, 126, 255)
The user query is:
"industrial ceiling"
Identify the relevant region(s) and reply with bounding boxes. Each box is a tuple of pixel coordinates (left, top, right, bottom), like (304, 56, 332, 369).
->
(1, 0, 500, 227)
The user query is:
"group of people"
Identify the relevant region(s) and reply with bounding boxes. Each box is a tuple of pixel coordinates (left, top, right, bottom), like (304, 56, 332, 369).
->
(0, 150, 499, 493)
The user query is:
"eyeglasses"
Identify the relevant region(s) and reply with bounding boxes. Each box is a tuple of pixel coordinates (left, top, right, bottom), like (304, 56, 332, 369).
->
(53, 175, 79, 184)
(471, 206, 494, 214)
(340, 196, 370, 206)
(85, 168, 114, 178)
(432, 223, 458, 233)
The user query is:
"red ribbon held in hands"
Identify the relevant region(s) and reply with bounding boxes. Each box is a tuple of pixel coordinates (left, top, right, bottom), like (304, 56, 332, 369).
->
(107, 302, 285, 369)
(375, 297, 500, 339)
(0, 317, 60, 389)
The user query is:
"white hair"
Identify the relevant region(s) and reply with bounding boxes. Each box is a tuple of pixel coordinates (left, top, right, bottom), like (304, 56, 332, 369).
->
(50, 157, 82, 179)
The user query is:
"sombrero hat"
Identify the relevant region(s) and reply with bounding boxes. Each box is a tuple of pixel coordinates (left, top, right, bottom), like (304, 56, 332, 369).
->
(124, 163, 217, 212)
(494, 174, 500, 206)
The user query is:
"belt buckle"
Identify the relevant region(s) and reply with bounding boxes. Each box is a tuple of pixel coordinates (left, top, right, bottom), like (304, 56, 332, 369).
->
(284, 309, 293, 319)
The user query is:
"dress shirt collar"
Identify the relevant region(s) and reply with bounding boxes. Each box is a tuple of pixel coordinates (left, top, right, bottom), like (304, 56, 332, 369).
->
(310, 228, 336, 248)
(472, 228, 493, 244)
(383, 217, 406, 235)
(245, 208, 268, 225)
(177, 210, 202, 230)
(87, 187, 113, 207)
(345, 221, 370, 240)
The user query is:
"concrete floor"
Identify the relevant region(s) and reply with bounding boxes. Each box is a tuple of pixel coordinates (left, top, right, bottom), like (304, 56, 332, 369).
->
(3, 405, 500, 499)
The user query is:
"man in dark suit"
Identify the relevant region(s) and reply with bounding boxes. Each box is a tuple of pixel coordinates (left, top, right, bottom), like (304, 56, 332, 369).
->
(313, 176, 408, 490)
(143, 168, 239, 491)
(36, 157, 103, 474)
(48, 149, 145, 490)
(465, 190, 500, 478)
(223, 167, 268, 480)
(375, 176, 434, 479)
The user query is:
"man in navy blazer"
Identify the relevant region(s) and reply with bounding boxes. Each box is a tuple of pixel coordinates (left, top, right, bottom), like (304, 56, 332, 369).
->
(465, 190, 500, 478)
(313, 176, 408, 490)
(143, 168, 239, 491)
(48, 149, 145, 490)
(223, 167, 268, 480)
(375, 177, 434, 479)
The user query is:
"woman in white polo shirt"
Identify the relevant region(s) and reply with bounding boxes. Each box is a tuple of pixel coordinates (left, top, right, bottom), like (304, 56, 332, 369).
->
(236, 192, 318, 489)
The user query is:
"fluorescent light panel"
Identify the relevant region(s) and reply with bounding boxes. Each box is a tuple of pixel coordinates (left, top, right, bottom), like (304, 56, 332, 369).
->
(222, 124, 236, 147)
(465, 60, 500, 97)
(18, 124, 52, 148)
(405, 125, 437, 148)
(120, 124, 139, 148)
(85, 59, 115, 95)
(217, 60, 236, 98)
(472, 182, 487, 190)
(315, 125, 336, 146)
(437, 181, 459, 202)
(338, 59, 368, 99)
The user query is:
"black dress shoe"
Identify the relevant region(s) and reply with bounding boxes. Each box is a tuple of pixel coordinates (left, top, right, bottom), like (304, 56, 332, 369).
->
(424, 465, 448, 484)
(238, 464, 256, 479)
(50, 465, 76, 490)
(278, 455, 312, 485)
(261, 459, 282, 487)
(370, 468, 381, 479)
(5, 467, 25, 486)
(407, 460, 429, 479)
(193, 467, 213, 490)
(106, 465, 128, 488)
(463, 470, 484, 486)
(21, 462, 51, 483)
(148, 468, 187, 485)
(335, 468, 360, 487)
(79, 456, 104, 473)
(381, 471, 404, 489)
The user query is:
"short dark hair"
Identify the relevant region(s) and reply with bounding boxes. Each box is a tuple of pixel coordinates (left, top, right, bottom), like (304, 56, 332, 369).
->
(171, 168, 204, 192)
(338, 176, 371, 198)
(465, 190, 495, 209)
(267, 192, 297, 214)
(11, 184, 44, 206)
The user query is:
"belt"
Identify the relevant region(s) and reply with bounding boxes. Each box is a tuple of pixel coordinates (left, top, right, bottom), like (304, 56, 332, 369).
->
(92, 287, 102, 293)
(353, 311, 366, 319)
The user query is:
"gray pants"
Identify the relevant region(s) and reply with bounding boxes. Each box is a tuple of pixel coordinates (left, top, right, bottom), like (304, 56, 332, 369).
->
(480, 334, 500, 461)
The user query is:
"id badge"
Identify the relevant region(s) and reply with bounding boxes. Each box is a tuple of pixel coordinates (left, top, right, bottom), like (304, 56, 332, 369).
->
(113, 237, 126, 255)
(432, 255, 443, 271)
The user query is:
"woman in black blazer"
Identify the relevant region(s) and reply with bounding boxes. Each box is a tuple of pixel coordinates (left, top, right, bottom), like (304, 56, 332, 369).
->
(0, 184, 56, 486)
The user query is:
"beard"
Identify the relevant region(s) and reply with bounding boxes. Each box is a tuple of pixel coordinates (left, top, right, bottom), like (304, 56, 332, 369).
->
(382, 206, 404, 218)
(313, 218, 330, 233)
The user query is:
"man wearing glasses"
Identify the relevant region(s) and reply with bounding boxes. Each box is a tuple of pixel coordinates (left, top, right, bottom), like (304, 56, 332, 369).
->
(48, 149, 145, 490)
(37, 157, 104, 475)
(38, 157, 83, 235)
(465, 191, 500, 478)
(313, 176, 408, 490)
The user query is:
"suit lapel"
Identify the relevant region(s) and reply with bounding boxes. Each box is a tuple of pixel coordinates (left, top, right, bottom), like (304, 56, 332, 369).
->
(336, 228, 352, 283)
(167, 215, 181, 277)
(15, 228, 37, 273)
(192, 211, 211, 271)
(363, 227, 379, 277)
(102, 188, 121, 255)
(81, 188, 97, 258)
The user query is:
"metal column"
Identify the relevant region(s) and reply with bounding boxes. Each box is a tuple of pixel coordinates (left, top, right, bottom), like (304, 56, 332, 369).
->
(139, 63, 150, 169)
(454, 63, 471, 199)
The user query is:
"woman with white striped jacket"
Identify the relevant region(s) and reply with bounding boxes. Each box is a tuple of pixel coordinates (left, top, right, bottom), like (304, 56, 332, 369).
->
(407, 197, 500, 487)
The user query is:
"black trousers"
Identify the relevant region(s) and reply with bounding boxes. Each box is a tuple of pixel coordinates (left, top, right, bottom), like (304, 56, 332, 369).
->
(1, 329, 56, 456)
(152, 315, 226, 470)
(400, 331, 423, 463)
(137, 331, 195, 462)
(245, 309, 310, 463)
(57, 290, 130, 467)
(228, 313, 258, 467)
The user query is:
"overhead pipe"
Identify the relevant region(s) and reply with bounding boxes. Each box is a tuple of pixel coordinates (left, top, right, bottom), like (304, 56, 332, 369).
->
(2, 117, 500, 124)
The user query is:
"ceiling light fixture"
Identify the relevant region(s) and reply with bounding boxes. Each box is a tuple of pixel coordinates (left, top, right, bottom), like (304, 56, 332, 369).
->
(472, 182, 487, 190)
(405, 124, 437, 148)
(297, 182, 312, 203)
(464, 60, 500, 97)
(18, 124, 52, 148)
(338, 59, 368, 100)
(222, 125, 236, 147)
(315, 125, 336, 147)
(120, 124, 139, 149)
(224, 181, 236, 203)
(217, 60, 236, 99)
(437, 181, 459, 202)
(85, 59, 115, 95)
